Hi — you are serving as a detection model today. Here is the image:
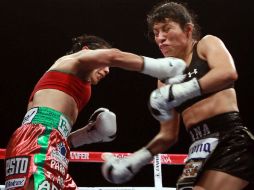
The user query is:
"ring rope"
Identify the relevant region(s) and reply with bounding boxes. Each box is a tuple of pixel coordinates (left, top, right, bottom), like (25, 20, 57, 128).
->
(0, 148, 187, 190)
(0, 148, 187, 164)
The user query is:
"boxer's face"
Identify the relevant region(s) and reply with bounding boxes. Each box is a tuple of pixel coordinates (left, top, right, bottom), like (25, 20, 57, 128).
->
(153, 18, 192, 58)
(90, 67, 109, 85)
(82, 46, 110, 85)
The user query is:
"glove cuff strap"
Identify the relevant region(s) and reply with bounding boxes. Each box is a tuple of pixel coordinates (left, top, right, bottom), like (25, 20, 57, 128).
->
(141, 56, 160, 78)
(135, 147, 153, 163)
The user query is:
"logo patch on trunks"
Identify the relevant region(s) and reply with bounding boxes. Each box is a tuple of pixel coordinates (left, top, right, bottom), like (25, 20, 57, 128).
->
(182, 160, 202, 178)
(57, 143, 67, 157)
(58, 115, 71, 138)
(22, 107, 38, 124)
(49, 143, 68, 175)
(5, 178, 26, 189)
(189, 124, 211, 141)
(38, 180, 59, 190)
(187, 138, 218, 160)
(5, 156, 30, 176)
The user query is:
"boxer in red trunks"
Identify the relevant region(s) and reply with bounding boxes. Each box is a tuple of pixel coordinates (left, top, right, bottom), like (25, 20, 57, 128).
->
(5, 34, 188, 189)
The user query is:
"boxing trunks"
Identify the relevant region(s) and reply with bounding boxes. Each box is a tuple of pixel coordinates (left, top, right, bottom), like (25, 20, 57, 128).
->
(5, 107, 78, 190)
(177, 111, 254, 190)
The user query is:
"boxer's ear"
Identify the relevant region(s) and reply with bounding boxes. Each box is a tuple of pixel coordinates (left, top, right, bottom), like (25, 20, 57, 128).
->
(184, 23, 194, 38)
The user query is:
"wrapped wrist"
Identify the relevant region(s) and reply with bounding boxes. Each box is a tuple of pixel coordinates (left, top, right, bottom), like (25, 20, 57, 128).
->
(172, 78, 201, 103)
(141, 56, 186, 80)
(130, 147, 153, 171)
(141, 56, 161, 78)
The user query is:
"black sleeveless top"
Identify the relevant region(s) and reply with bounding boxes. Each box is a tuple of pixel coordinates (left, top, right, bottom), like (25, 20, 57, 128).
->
(175, 42, 233, 113)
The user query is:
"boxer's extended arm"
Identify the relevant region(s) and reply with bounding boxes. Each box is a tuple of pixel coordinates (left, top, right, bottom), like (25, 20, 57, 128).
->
(76, 48, 186, 80)
(146, 110, 180, 154)
(68, 108, 116, 147)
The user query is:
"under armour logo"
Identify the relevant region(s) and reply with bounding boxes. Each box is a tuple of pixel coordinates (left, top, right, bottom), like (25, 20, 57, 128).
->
(188, 69, 198, 78)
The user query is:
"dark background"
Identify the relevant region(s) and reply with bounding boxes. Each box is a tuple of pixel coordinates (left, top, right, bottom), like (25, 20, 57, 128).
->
(1, 0, 254, 188)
